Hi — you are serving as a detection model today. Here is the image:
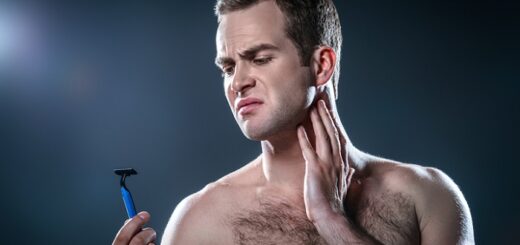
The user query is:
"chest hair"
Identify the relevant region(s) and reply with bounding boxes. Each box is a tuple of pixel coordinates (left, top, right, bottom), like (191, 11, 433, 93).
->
(353, 191, 421, 245)
(230, 201, 327, 245)
(230, 191, 420, 245)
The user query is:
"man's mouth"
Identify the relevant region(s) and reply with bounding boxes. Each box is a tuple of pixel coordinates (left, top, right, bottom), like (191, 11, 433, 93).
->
(236, 97, 263, 116)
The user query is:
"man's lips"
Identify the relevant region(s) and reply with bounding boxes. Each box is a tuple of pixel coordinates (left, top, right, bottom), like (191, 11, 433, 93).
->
(235, 97, 263, 115)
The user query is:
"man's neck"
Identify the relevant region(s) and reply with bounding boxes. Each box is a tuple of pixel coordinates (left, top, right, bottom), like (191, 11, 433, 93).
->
(260, 130, 306, 191)
(259, 111, 368, 191)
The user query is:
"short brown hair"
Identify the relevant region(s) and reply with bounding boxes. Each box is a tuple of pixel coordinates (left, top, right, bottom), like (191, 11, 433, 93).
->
(215, 0, 343, 98)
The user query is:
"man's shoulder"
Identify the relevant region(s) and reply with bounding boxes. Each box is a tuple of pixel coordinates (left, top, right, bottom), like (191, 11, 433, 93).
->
(161, 181, 244, 244)
(163, 165, 256, 221)
(378, 161, 470, 215)
(369, 160, 457, 197)
(366, 159, 474, 243)
(176, 155, 262, 211)
(161, 157, 262, 244)
(361, 159, 462, 216)
(362, 159, 467, 212)
(160, 183, 227, 244)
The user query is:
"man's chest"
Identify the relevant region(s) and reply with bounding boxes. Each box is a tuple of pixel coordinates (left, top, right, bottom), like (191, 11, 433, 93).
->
(349, 187, 421, 245)
(223, 190, 420, 245)
(228, 201, 327, 245)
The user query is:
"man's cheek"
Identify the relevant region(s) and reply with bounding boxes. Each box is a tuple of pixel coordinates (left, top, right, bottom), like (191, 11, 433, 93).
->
(225, 90, 234, 110)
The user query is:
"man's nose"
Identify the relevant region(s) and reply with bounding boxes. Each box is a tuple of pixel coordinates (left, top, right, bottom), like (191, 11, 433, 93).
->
(231, 64, 255, 94)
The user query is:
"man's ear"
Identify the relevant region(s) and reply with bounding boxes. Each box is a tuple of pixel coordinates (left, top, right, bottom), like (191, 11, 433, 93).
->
(311, 46, 336, 88)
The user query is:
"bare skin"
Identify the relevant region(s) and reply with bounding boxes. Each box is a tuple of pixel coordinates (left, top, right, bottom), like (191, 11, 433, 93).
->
(160, 108, 474, 244)
(114, 1, 474, 244)
(113, 211, 156, 245)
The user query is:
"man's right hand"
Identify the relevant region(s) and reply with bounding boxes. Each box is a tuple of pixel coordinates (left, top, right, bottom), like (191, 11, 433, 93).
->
(112, 211, 157, 245)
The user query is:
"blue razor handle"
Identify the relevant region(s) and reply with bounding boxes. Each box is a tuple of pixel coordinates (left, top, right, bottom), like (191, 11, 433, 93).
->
(114, 168, 138, 219)
(121, 185, 137, 218)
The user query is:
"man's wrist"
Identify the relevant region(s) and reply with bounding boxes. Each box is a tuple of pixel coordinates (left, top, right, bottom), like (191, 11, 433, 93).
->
(312, 208, 379, 244)
(311, 207, 349, 231)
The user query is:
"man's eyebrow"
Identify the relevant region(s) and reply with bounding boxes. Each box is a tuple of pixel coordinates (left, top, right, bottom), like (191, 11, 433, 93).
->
(215, 43, 279, 67)
(239, 43, 279, 59)
(215, 57, 234, 67)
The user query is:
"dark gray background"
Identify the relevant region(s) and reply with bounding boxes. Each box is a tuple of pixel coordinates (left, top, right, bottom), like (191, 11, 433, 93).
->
(0, 0, 517, 244)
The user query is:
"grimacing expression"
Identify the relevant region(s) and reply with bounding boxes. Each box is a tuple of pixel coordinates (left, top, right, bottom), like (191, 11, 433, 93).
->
(215, 1, 316, 141)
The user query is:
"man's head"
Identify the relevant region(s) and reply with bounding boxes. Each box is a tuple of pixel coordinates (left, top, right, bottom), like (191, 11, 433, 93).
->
(215, 0, 342, 97)
(214, 0, 342, 141)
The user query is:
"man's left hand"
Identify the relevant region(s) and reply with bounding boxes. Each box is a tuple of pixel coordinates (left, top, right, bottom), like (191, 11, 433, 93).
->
(297, 100, 353, 223)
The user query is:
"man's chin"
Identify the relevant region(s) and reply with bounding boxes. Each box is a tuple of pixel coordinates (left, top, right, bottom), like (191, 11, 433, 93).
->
(240, 124, 294, 142)
(240, 124, 270, 141)
(241, 130, 266, 141)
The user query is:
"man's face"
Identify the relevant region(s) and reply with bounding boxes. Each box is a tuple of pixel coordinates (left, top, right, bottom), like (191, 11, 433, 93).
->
(215, 1, 316, 141)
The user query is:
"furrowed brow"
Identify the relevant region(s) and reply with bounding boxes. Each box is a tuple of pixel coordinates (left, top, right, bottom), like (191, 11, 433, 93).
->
(215, 57, 234, 68)
(215, 43, 280, 67)
(239, 43, 279, 59)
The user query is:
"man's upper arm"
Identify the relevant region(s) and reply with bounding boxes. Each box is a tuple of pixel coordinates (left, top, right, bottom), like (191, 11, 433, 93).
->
(161, 194, 202, 245)
(415, 167, 474, 245)
(161, 190, 224, 245)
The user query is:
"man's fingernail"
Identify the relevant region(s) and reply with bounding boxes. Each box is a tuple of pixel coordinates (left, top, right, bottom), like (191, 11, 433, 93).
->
(138, 211, 149, 220)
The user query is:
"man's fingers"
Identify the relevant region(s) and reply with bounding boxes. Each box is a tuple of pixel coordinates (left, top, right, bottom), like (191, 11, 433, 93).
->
(343, 167, 356, 199)
(297, 126, 317, 163)
(317, 100, 341, 163)
(113, 211, 151, 245)
(129, 227, 156, 245)
(310, 107, 332, 160)
(347, 167, 355, 188)
(317, 100, 346, 194)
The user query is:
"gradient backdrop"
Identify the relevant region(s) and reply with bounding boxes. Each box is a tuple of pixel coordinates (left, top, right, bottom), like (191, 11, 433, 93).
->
(0, 0, 518, 244)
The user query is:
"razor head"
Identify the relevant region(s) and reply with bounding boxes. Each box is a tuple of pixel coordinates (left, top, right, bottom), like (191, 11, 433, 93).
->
(114, 168, 138, 176)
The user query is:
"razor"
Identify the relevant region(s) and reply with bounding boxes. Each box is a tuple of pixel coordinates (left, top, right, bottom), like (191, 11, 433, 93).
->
(114, 168, 138, 218)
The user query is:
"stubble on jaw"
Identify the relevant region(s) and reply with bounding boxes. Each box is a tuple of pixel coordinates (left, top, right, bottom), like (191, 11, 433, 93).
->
(239, 71, 315, 141)
(239, 96, 306, 141)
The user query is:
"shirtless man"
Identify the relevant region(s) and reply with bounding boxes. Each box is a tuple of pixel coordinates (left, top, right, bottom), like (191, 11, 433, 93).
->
(113, 0, 474, 244)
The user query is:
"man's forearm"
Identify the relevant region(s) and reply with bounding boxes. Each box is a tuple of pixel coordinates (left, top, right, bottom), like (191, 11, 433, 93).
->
(313, 211, 382, 245)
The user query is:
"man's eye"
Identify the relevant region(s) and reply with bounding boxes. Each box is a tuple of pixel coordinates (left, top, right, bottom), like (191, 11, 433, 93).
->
(222, 67, 234, 77)
(253, 57, 272, 65)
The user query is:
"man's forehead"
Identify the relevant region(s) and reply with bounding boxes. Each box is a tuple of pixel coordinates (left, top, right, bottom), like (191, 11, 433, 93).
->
(215, 27, 284, 62)
(215, 1, 286, 53)
(216, 37, 279, 55)
(218, 0, 283, 27)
